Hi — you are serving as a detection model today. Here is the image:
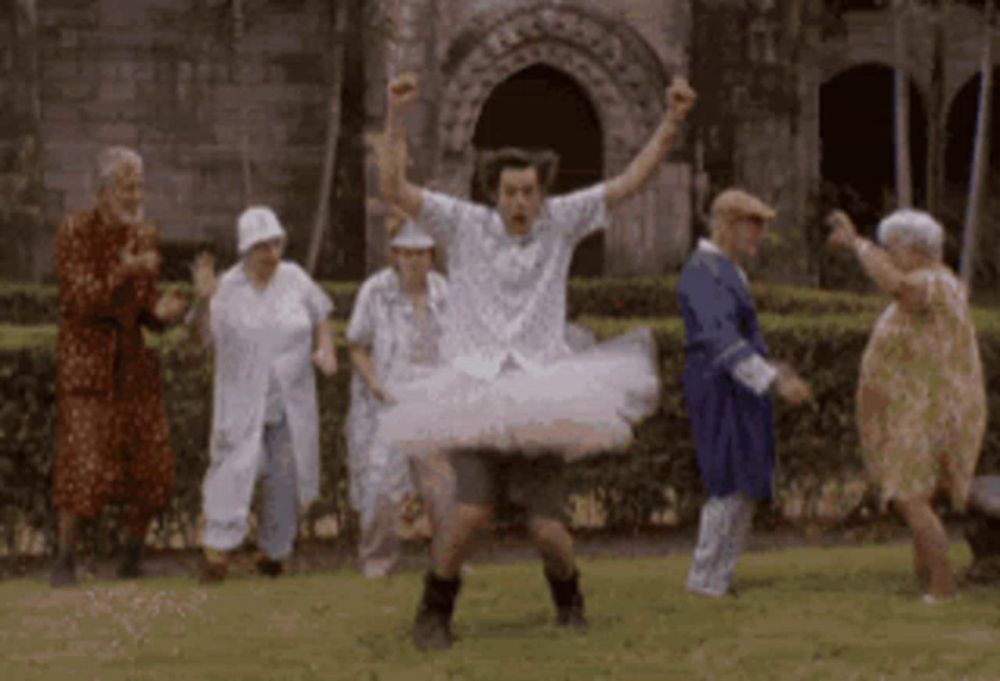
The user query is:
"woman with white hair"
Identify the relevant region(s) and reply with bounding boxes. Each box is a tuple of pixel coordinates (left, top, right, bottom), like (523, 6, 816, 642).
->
(188, 206, 337, 582)
(828, 208, 986, 603)
(346, 216, 453, 578)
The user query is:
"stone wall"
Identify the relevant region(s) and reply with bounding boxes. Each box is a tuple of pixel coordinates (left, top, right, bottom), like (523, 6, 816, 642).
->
(376, 0, 694, 276)
(5, 0, 998, 282)
(29, 0, 345, 279)
(0, 0, 43, 281)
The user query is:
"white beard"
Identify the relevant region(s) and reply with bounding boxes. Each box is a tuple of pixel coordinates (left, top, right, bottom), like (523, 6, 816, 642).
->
(116, 205, 144, 225)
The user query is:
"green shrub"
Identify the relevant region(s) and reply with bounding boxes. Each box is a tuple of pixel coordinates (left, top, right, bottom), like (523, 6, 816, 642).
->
(3, 309, 1000, 556)
(0, 277, 887, 325)
(0, 282, 362, 326)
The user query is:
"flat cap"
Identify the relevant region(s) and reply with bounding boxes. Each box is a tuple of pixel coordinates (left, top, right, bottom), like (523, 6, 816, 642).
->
(710, 188, 776, 222)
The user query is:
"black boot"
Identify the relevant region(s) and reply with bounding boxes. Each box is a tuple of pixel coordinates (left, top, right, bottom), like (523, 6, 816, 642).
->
(545, 568, 587, 629)
(256, 555, 284, 578)
(50, 542, 78, 588)
(412, 571, 461, 651)
(117, 537, 145, 579)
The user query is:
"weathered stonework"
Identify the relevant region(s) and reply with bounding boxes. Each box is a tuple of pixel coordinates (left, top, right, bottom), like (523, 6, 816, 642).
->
(380, 0, 692, 276)
(2, 1, 999, 281)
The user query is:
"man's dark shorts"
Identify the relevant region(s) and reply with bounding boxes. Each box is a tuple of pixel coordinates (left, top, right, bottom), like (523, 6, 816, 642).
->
(449, 450, 568, 522)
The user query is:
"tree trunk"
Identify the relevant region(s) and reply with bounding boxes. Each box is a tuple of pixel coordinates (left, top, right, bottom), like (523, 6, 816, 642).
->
(231, 0, 254, 203)
(306, 0, 349, 275)
(324, 0, 367, 280)
(8, 0, 43, 280)
(893, 0, 913, 208)
(960, 0, 996, 291)
(926, 0, 948, 215)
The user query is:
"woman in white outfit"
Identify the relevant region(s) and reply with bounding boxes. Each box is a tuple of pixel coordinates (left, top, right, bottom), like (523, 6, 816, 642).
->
(188, 206, 337, 582)
(346, 219, 453, 578)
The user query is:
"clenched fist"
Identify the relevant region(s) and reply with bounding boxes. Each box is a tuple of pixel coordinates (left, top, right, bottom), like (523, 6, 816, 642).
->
(667, 76, 697, 121)
(387, 73, 419, 109)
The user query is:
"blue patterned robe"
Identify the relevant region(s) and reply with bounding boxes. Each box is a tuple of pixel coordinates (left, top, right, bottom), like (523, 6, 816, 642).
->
(677, 246, 775, 500)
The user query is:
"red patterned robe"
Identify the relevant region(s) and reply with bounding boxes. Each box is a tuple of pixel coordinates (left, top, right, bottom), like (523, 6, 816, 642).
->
(52, 207, 175, 530)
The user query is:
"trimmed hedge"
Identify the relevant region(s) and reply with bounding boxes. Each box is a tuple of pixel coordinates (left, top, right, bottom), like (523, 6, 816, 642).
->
(0, 277, 886, 325)
(3, 310, 1000, 557)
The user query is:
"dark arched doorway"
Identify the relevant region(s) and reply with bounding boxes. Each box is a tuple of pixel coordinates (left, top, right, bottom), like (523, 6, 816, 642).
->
(820, 64, 929, 230)
(944, 68, 1000, 275)
(471, 64, 604, 277)
(945, 69, 1000, 183)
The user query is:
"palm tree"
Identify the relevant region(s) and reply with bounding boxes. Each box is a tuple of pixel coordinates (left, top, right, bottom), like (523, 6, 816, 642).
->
(959, 0, 996, 291)
(893, 0, 914, 208)
(306, 0, 349, 275)
(926, 0, 949, 215)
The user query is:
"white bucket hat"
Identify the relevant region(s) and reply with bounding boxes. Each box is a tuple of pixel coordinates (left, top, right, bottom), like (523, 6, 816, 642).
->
(390, 220, 435, 250)
(237, 206, 287, 253)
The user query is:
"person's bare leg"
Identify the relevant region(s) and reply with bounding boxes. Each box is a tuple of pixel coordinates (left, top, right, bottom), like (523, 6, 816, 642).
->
(434, 503, 492, 578)
(894, 497, 955, 600)
(530, 515, 586, 628)
(528, 516, 575, 579)
(413, 503, 492, 651)
(409, 454, 455, 569)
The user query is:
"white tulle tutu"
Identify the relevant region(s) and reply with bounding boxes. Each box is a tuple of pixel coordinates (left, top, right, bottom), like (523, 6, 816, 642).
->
(376, 328, 660, 461)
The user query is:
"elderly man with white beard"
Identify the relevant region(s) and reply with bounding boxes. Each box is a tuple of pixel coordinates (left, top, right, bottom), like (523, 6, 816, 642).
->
(50, 146, 187, 587)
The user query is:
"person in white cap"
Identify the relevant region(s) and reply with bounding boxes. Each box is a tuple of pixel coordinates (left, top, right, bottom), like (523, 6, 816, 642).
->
(346, 212, 454, 578)
(379, 72, 696, 651)
(678, 188, 812, 599)
(187, 206, 337, 582)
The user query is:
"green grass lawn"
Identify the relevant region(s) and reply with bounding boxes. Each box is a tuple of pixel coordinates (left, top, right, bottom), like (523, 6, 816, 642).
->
(1, 543, 999, 681)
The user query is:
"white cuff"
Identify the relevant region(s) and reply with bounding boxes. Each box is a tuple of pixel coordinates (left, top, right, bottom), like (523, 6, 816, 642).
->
(731, 353, 778, 396)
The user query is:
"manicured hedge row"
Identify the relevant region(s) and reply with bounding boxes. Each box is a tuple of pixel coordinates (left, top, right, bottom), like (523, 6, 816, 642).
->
(3, 310, 1000, 557)
(0, 277, 885, 326)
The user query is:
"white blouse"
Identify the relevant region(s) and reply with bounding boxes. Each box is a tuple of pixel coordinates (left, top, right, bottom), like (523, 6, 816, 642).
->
(346, 267, 448, 386)
(419, 184, 609, 379)
(345, 266, 448, 510)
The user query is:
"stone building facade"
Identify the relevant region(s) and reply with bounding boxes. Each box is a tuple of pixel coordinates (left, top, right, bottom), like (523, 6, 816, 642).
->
(1, 0, 998, 282)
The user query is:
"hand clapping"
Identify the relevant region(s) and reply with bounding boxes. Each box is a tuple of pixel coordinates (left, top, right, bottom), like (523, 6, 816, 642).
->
(153, 289, 188, 324)
(119, 235, 160, 277)
(191, 252, 218, 301)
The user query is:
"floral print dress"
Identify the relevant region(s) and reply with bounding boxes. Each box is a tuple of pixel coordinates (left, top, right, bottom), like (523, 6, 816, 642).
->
(858, 266, 986, 511)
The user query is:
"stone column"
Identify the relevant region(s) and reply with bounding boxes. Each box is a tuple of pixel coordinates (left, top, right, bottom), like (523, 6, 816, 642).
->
(1, 0, 44, 281)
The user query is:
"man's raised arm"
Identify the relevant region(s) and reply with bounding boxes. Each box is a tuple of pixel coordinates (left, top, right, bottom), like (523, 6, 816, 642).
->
(603, 76, 696, 209)
(380, 73, 425, 218)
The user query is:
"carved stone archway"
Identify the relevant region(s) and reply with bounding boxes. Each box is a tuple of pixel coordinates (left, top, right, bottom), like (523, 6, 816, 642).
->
(432, 3, 690, 275)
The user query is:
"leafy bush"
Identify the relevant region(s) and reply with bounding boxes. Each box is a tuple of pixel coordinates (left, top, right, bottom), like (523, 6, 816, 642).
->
(0, 277, 885, 325)
(4, 308, 1000, 556)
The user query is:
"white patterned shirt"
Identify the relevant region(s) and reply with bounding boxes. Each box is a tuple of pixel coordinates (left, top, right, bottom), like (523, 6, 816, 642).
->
(419, 184, 609, 379)
(346, 267, 448, 387)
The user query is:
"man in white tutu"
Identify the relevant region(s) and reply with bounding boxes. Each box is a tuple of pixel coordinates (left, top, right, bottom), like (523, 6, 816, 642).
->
(379, 72, 696, 651)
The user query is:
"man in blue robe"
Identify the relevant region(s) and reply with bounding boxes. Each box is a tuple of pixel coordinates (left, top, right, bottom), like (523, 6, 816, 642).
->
(677, 188, 813, 597)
